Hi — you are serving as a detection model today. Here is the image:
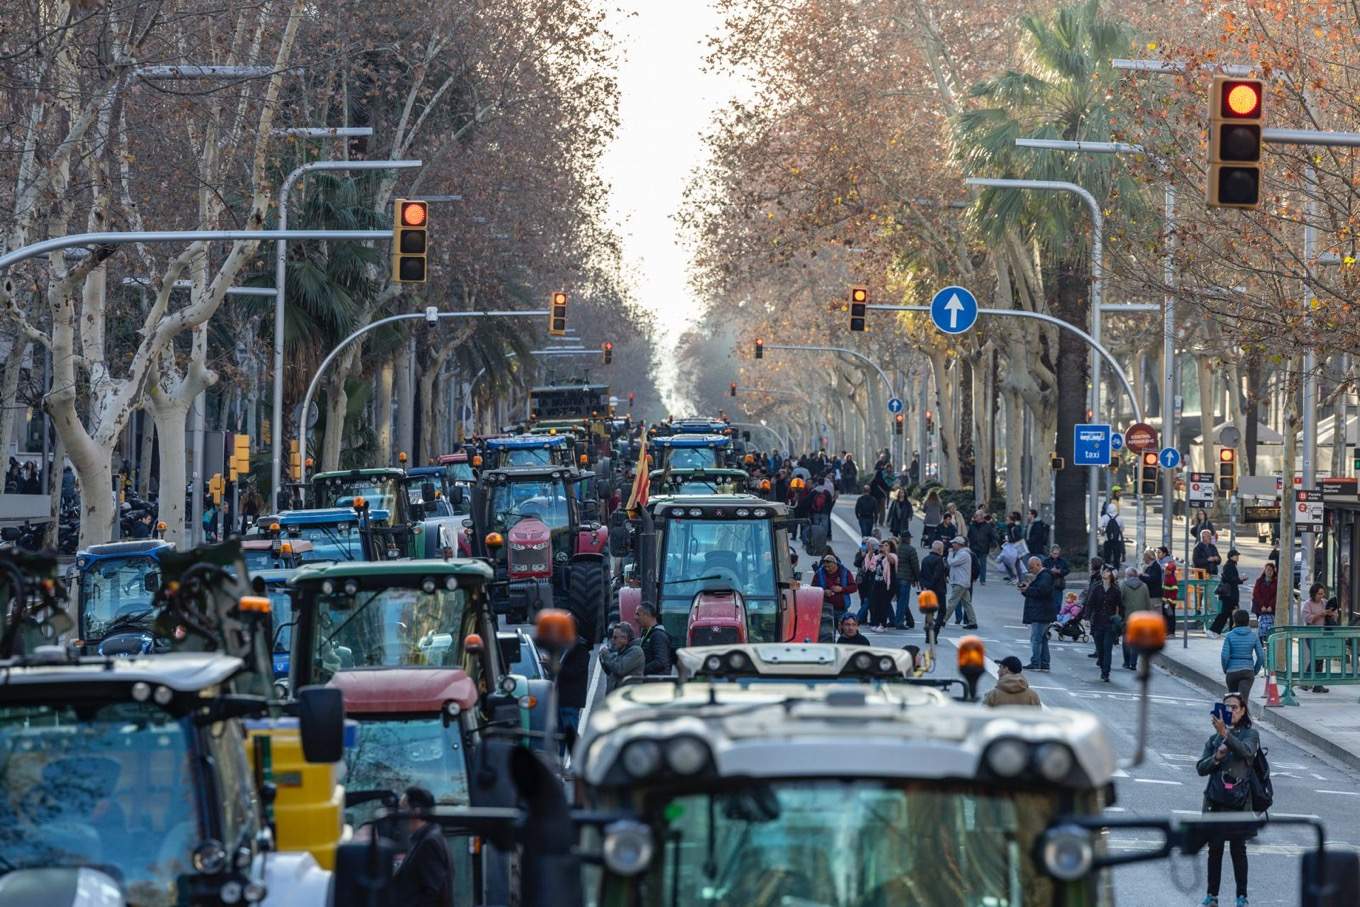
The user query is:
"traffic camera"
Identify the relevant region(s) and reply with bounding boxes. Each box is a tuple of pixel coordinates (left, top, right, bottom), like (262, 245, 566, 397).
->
(1139, 451, 1159, 495)
(1207, 77, 1264, 209)
(894, 413, 904, 435)
(754, 338, 764, 359)
(548, 292, 567, 336)
(849, 286, 868, 332)
(392, 199, 428, 283)
(1218, 447, 1237, 493)
(602, 341, 613, 364)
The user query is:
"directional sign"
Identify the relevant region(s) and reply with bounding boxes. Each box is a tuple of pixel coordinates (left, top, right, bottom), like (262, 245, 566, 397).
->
(929, 285, 978, 335)
(1158, 447, 1182, 470)
(1125, 422, 1157, 453)
(887, 397, 904, 414)
(1111, 432, 1124, 452)
(1073, 423, 1113, 466)
(1296, 489, 1324, 532)
(1188, 471, 1215, 504)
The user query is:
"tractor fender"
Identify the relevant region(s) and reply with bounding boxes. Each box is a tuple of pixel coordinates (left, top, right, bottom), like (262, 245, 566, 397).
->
(257, 850, 331, 907)
(574, 525, 609, 556)
(617, 586, 642, 634)
(783, 586, 830, 644)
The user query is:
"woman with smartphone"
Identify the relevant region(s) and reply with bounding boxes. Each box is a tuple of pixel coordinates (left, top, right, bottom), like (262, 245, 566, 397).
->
(1196, 692, 1260, 907)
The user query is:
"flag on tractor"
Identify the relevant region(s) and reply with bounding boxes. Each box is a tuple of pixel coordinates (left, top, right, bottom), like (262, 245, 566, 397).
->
(626, 429, 650, 514)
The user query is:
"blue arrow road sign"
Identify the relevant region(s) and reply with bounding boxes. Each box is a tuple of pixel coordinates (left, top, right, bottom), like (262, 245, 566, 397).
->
(1073, 423, 1112, 466)
(1159, 447, 1182, 469)
(929, 285, 978, 334)
(1111, 432, 1124, 452)
(887, 397, 903, 414)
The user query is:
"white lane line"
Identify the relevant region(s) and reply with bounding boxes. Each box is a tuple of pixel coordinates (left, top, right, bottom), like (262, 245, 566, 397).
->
(1113, 768, 1130, 778)
(1172, 809, 1200, 815)
(1105, 807, 1127, 813)
(1273, 812, 1322, 820)
(1315, 790, 1360, 797)
(1132, 778, 1183, 786)
(830, 511, 861, 543)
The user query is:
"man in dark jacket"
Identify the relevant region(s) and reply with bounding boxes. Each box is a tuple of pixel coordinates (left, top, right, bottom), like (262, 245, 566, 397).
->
(841, 453, 858, 494)
(1192, 529, 1221, 576)
(1040, 546, 1070, 614)
(1209, 548, 1243, 635)
(854, 485, 877, 538)
(555, 637, 591, 755)
(836, 614, 872, 646)
(1020, 556, 1056, 671)
(1026, 509, 1050, 556)
(966, 510, 994, 585)
(918, 540, 949, 630)
(637, 604, 674, 674)
(393, 786, 454, 906)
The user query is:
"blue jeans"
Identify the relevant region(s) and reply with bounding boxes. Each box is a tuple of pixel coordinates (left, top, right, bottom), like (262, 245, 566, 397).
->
(558, 706, 582, 756)
(1028, 622, 1050, 669)
(857, 517, 874, 538)
(894, 581, 915, 628)
(855, 587, 871, 623)
(1093, 626, 1116, 678)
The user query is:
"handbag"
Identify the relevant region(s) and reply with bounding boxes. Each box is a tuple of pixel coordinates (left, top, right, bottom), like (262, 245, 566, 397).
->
(1206, 768, 1250, 810)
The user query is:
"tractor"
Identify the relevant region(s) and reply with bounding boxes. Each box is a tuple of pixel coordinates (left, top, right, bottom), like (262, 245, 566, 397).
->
(467, 465, 610, 642)
(72, 539, 173, 655)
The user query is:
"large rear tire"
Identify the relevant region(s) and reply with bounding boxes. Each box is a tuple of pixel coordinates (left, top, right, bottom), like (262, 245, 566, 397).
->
(568, 558, 608, 645)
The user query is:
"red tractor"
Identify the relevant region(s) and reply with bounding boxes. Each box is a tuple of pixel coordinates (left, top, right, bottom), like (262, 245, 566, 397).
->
(467, 465, 611, 643)
(618, 494, 830, 647)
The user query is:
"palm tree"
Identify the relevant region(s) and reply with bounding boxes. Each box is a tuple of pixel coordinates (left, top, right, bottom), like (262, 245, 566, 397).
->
(954, 0, 1146, 556)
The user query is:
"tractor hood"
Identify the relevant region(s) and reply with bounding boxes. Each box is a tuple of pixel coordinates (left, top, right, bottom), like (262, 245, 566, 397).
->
(507, 517, 552, 547)
(329, 668, 478, 714)
(687, 591, 747, 646)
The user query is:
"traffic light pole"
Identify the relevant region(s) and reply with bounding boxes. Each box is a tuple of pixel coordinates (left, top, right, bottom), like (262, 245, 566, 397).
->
(297, 310, 547, 485)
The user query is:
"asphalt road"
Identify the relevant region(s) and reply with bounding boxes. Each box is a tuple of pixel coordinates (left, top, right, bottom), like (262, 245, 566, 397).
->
(821, 500, 1360, 906)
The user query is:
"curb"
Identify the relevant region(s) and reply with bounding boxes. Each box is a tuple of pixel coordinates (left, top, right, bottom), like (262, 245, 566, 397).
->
(1153, 650, 1360, 774)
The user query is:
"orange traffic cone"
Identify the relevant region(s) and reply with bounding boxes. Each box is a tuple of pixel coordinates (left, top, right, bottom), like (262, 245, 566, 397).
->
(1264, 671, 1282, 708)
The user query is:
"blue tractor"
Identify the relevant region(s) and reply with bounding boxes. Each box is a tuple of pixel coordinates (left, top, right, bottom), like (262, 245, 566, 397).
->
(72, 539, 172, 655)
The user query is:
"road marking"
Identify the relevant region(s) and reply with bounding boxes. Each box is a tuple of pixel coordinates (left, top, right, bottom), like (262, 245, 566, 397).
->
(1112, 768, 1129, 778)
(830, 511, 861, 543)
(1273, 812, 1321, 820)
(1315, 790, 1360, 797)
(1171, 809, 1200, 815)
(1104, 807, 1127, 812)
(1310, 772, 1327, 780)
(1132, 778, 1183, 785)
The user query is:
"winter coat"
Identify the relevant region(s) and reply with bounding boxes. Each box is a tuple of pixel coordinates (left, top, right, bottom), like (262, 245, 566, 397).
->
(599, 640, 644, 692)
(922, 499, 943, 527)
(1251, 574, 1277, 615)
(887, 499, 913, 536)
(919, 552, 948, 600)
(1026, 519, 1050, 554)
(1021, 570, 1056, 624)
(1220, 627, 1265, 675)
(556, 640, 591, 709)
(983, 673, 1042, 707)
(812, 563, 858, 612)
(1217, 560, 1243, 608)
(854, 494, 878, 520)
(1197, 724, 1261, 814)
(640, 624, 675, 675)
(1192, 541, 1221, 576)
(837, 631, 872, 646)
(946, 547, 972, 587)
(1120, 575, 1153, 614)
(1041, 556, 1070, 590)
(1141, 561, 1164, 600)
(966, 519, 993, 554)
(1086, 583, 1124, 631)
(896, 545, 921, 588)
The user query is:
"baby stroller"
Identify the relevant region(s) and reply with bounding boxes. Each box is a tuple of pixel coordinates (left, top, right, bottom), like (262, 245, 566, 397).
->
(1048, 592, 1089, 643)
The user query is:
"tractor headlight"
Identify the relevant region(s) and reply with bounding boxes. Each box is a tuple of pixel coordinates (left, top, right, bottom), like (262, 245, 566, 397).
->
(703, 654, 723, 673)
(876, 655, 895, 674)
(983, 738, 1030, 778)
(219, 880, 242, 904)
(1033, 742, 1075, 782)
(620, 739, 662, 778)
(602, 819, 654, 877)
(663, 735, 711, 775)
(852, 652, 874, 672)
(1040, 824, 1095, 881)
(724, 651, 751, 672)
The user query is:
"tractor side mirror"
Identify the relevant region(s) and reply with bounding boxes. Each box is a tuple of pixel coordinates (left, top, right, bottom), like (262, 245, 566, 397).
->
(296, 685, 345, 764)
(1302, 848, 1360, 906)
(421, 481, 438, 503)
(581, 499, 599, 521)
(144, 571, 160, 592)
(450, 486, 465, 508)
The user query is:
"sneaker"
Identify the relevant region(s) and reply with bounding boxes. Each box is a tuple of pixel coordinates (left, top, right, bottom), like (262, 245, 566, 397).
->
(1087, 653, 1099, 658)
(1235, 897, 1247, 907)
(1313, 685, 1330, 693)
(1199, 896, 1218, 906)
(1024, 662, 1041, 670)
(963, 623, 979, 630)
(1101, 675, 1111, 682)
(1040, 666, 1051, 672)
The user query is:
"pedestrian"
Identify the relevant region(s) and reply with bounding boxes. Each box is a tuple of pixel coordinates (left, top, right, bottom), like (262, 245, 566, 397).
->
(854, 484, 877, 538)
(887, 487, 913, 539)
(1025, 508, 1050, 557)
(837, 613, 872, 646)
(966, 508, 993, 585)
(637, 604, 674, 675)
(983, 655, 1042, 706)
(1020, 556, 1056, 672)
(1221, 609, 1265, 700)
(922, 489, 943, 545)
(599, 622, 644, 692)
(1087, 565, 1124, 682)
(1140, 548, 1164, 607)
(813, 552, 858, 620)
(1100, 504, 1125, 568)
(392, 786, 454, 906)
(852, 537, 880, 622)
(869, 539, 897, 632)
(1210, 548, 1244, 635)
(1250, 561, 1277, 643)
(998, 512, 1026, 582)
(894, 532, 920, 630)
(1191, 507, 1217, 542)
(841, 452, 858, 493)
(1193, 529, 1222, 577)
(1041, 545, 1070, 619)
(908, 452, 920, 487)
(946, 536, 977, 629)
(1301, 583, 1339, 693)
(1081, 555, 1105, 659)
(919, 540, 949, 630)
(1196, 692, 1259, 907)
(554, 636, 590, 756)
(1119, 566, 1153, 670)
(3, 459, 18, 494)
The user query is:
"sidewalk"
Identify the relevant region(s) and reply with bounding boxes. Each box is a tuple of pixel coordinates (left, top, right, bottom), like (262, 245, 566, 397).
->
(1155, 628, 1360, 773)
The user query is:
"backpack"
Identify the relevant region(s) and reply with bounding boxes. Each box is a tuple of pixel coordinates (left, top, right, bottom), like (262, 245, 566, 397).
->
(1249, 745, 1274, 813)
(811, 490, 830, 513)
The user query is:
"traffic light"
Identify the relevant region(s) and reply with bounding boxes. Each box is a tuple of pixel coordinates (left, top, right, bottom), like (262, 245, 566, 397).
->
(628, 391, 636, 408)
(1353, 445, 1360, 475)
(924, 409, 934, 434)
(232, 433, 250, 478)
(754, 338, 764, 359)
(1207, 76, 1264, 209)
(209, 473, 224, 505)
(729, 382, 737, 397)
(548, 292, 567, 336)
(849, 286, 868, 332)
(1050, 454, 1065, 471)
(289, 439, 301, 482)
(1218, 447, 1237, 493)
(392, 199, 428, 283)
(894, 413, 904, 436)
(602, 341, 613, 364)
(1139, 450, 1160, 496)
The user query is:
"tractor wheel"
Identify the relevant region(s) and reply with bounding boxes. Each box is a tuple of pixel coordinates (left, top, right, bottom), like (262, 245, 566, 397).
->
(568, 558, 608, 645)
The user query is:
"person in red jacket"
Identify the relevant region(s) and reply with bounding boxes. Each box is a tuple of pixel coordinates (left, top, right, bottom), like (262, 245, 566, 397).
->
(813, 553, 858, 619)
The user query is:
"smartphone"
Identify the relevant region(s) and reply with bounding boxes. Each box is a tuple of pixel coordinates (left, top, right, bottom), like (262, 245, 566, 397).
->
(1211, 703, 1231, 723)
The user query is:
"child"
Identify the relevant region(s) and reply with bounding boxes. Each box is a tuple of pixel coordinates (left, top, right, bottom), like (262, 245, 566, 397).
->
(1055, 592, 1084, 627)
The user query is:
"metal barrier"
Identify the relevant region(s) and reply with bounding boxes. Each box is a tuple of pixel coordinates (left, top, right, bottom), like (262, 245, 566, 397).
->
(1264, 625, 1360, 705)
(1172, 571, 1220, 631)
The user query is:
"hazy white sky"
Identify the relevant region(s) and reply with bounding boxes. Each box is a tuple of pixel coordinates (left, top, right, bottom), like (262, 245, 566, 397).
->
(602, 2, 749, 407)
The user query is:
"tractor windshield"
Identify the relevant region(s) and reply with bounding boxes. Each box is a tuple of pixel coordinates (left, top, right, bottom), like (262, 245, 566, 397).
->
(309, 587, 467, 682)
(312, 476, 401, 516)
(344, 718, 471, 829)
(79, 556, 160, 641)
(490, 479, 571, 531)
(667, 446, 719, 469)
(631, 780, 1068, 907)
(242, 547, 289, 572)
(448, 462, 474, 482)
(501, 447, 554, 467)
(285, 522, 363, 562)
(0, 702, 199, 907)
(660, 518, 776, 640)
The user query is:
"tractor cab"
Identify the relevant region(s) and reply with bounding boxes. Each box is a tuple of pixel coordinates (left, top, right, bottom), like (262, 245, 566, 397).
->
(73, 540, 173, 656)
(310, 468, 421, 559)
(619, 495, 827, 647)
(481, 433, 575, 469)
(240, 537, 311, 572)
(649, 466, 752, 497)
(650, 433, 733, 471)
(435, 449, 477, 487)
(468, 466, 610, 641)
(403, 465, 469, 517)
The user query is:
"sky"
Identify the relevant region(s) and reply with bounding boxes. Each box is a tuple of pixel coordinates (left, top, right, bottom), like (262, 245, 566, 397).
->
(602, 1, 749, 411)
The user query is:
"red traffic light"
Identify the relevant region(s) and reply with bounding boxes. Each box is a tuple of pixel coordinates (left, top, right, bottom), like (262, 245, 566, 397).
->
(400, 201, 428, 227)
(1220, 80, 1262, 118)
(1142, 451, 1159, 467)
(1219, 447, 1236, 462)
(603, 341, 613, 351)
